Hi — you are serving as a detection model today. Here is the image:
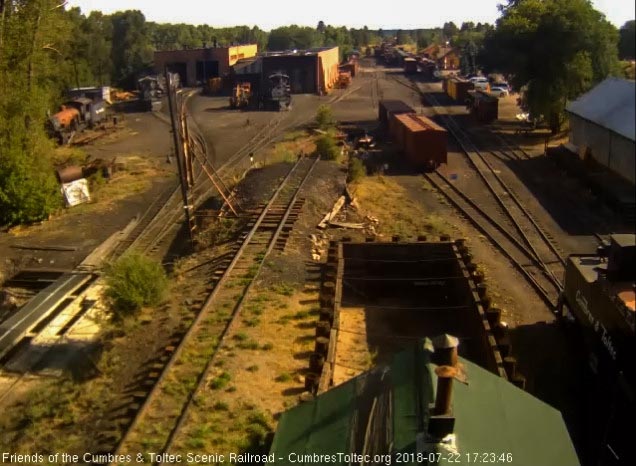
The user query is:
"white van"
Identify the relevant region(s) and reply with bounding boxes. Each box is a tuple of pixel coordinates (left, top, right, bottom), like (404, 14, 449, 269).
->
(472, 77, 490, 91)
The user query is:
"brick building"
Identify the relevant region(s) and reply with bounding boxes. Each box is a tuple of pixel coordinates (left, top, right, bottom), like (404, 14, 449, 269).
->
(153, 44, 258, 87)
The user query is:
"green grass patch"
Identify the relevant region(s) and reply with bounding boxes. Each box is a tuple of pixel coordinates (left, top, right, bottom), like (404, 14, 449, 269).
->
(210, 372, 231, 390)
(347, 157, 366, 183)
(270, 282, 294, 296)
(237, 340, 260, 350)
(213, 401, 229, 411)
(274, 372, 292, 382)
(243, 318, 260, 327)
(233, 332, 249, 342)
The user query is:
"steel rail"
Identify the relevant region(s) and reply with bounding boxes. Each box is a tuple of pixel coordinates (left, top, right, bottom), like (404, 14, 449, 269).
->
(157, 156, 320, 462)
(109, 155, 319, 464)
(424, 172, 555, 308)
(424, 92, 566, 284)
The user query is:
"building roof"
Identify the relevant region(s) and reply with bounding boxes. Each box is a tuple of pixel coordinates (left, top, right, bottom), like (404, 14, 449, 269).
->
(261, 46, 338, 57)
(232, 57, 262, 74)
(566, 78, 635, 142)
(154, 43, 257, 54)
(271, 341, 579, 466)
(438, 47, 459, 59)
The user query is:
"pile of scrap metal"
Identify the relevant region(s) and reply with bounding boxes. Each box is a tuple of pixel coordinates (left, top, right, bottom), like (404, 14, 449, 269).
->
(55, 159, 115, 207)
(229, 82, 252, 109)
(47, 98, 106, 145)
(67, 86, 111, 104)
(137, 75, 167, 111)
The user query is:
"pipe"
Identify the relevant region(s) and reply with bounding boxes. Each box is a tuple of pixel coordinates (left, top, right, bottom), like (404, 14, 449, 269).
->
(434, 365, 457, 415)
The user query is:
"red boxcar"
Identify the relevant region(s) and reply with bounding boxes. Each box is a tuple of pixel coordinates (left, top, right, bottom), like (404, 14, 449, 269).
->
(379, 100, 415, 130)
(394, 113, 447, 169)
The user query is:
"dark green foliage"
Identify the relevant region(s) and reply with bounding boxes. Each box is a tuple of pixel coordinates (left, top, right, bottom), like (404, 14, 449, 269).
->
(315, 134, 340, 161)
(110, 10, 153, 88)
(396, 30, 411, 45)
(315, 104, 335, 130)
(460, 41, 478, 76)
(481, 0, 619, 132)
(0, 0, 65, 226)
(267, 25, 322, 51)
(618, 20, 635, 60)
(104, 253, 168, 316)
(347, 158, 366, 183)
(442, 22, 459, 39)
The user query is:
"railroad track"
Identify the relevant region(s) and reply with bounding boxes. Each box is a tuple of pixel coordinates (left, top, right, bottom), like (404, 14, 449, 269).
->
(424, 171, 560, 308)
(109, 94, 294, 260)
(107, 155, 319, 465)
(390, 74, 565, 308)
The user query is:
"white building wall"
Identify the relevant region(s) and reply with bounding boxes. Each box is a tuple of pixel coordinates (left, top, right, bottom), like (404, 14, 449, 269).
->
(569, 114, 634, 184)
(609, 134, 635, 184)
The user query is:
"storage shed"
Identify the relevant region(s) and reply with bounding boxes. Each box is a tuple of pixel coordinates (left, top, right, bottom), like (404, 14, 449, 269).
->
(566, 78, 635, 185)
(261, 46, 339, 94)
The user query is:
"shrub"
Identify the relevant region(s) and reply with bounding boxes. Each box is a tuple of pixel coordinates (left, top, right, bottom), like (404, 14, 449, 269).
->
(210, 372, 231, 389)
(347, 157, 366, 183)
(315, 105, 335, 130)
(274, 372, 292, 382)
(315, 134, 340, 161)
(104, 253, 168, 316)
(213, 401, 229, 411)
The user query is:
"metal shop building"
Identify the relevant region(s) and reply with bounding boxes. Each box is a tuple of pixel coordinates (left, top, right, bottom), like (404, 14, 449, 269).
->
(153, 44, 258, 87)
(566, 77, 635, 185)
(257, 46, 340, 94)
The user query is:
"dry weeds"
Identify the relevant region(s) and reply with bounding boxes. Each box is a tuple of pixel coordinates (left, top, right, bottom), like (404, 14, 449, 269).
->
(352, 175, 452, 238)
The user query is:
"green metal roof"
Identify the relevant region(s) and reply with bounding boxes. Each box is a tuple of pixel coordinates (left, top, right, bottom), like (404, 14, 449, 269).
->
(447, 357, 579, 466)
(270, 341, 579, 466)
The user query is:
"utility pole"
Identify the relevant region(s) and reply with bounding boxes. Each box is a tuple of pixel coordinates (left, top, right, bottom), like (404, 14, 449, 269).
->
(165, 68, 196, 248)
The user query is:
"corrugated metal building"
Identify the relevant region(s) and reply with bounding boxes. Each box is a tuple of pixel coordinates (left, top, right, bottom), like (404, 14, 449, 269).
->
(153, 44, 258, 87)
(566, 78, 635, 185)
(260, 46, 339, 94)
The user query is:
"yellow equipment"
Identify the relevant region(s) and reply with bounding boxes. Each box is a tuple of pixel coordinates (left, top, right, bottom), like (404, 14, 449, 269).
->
(229, 82, 251, 109)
